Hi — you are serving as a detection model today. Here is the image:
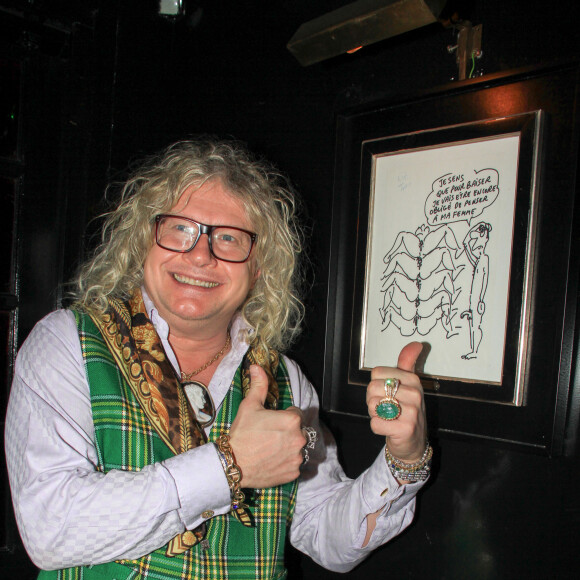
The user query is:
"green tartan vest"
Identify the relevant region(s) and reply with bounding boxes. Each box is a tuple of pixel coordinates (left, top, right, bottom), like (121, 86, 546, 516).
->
(38, 311, 297, 580)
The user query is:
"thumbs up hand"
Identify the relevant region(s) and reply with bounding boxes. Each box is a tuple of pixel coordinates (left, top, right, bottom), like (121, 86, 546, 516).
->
(229, 365, 305, 489)
(366, 342, 427, 464)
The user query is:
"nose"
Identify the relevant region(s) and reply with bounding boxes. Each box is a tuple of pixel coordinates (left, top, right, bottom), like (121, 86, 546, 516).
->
(184, 233, 216, 265)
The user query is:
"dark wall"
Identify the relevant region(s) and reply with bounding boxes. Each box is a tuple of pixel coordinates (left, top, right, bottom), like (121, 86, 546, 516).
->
(102, 2, 579, 578)
(2, 0, 579, 578)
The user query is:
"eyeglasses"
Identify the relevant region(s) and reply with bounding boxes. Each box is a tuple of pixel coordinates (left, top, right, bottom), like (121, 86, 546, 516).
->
(154, 214, 257, 263)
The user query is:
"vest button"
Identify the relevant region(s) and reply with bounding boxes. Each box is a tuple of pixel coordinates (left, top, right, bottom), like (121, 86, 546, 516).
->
(182, 531, 197, 546)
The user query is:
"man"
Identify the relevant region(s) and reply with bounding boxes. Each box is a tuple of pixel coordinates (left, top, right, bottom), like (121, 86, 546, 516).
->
(5, 138, 431, 578)
(461, 221, 492, 360)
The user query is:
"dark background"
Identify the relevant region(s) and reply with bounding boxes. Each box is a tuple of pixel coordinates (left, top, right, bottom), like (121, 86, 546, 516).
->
(1, 1, 579, 578)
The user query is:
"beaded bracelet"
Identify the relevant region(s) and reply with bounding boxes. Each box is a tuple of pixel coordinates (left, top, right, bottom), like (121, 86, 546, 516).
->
(215, 433, 247, 513)
(385, 443, 433, 483)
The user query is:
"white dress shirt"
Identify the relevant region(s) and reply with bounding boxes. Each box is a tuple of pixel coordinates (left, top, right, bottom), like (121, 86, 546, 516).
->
(5, 294, 423, 573)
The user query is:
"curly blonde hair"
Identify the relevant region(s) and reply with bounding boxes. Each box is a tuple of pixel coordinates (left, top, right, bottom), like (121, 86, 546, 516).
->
(72, 138, 306, 352)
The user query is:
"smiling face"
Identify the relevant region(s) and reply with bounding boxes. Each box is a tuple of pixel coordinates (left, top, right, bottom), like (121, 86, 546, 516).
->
(143, 179, 260, 338)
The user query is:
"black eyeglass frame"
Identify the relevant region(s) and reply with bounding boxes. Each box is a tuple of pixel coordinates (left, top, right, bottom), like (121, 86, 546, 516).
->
(154, 214, 258, 263)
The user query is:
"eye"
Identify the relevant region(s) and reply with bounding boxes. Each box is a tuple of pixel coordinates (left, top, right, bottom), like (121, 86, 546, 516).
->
(174, 223, 195, 235)
(215, 228, 242, 245)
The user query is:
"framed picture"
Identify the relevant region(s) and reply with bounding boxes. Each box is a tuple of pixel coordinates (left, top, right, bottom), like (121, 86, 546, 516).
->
(358, 114, 540, 406)
(322, 63, 580, 454)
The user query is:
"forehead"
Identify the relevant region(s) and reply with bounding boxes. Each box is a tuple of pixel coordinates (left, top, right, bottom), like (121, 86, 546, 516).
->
(170, 179, 252, 228)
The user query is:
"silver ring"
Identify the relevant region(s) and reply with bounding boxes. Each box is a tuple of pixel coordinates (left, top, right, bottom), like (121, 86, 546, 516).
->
(301, 427, 317, 464)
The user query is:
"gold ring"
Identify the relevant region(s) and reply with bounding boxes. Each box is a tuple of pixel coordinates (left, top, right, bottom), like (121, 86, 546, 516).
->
(375, 398, 402, 421)
(376, 378, 401, 420)
(383, 378, 400, 398)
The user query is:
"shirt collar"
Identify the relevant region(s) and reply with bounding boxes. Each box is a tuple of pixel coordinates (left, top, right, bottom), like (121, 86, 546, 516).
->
(140, 286, 252, 369)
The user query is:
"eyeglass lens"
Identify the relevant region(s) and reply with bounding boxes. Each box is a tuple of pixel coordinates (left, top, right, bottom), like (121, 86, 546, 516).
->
(156, 215, 254, 262)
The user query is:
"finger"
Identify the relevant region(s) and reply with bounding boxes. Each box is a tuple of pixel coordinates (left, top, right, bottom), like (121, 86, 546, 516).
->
(244, 364, 269, 407)
(397, 342, 423, 373)
(285, 405, 304, 422)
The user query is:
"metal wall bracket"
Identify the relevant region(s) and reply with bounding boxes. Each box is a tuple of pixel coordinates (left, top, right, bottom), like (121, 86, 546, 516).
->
(448, 22, 482, 80)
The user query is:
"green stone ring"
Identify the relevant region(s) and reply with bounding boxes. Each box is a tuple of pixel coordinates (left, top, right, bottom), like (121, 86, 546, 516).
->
(375, 398, 402, 421)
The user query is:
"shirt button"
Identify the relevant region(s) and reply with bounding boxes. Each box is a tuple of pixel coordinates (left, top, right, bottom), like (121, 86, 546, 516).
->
(202, 510, 215, 519)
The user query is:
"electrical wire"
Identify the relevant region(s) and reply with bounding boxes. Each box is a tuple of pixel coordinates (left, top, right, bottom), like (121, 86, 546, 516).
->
(469, 52, 476, 78)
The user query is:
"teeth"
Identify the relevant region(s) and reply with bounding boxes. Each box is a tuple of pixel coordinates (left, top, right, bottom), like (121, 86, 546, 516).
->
(174, 274, 219, 288)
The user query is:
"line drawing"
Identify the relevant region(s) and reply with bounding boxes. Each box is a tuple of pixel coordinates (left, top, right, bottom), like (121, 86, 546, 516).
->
(460, 222, 492, 359)
(376, 168, 500, 361)
(361, 134, 522, 384)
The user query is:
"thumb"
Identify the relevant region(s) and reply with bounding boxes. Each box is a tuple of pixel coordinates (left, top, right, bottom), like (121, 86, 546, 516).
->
(397, 342, 423, 373)
(244, 364, 269, 407)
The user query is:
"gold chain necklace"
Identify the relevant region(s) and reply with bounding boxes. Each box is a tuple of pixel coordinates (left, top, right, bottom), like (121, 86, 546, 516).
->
(180, 333, 231, 381)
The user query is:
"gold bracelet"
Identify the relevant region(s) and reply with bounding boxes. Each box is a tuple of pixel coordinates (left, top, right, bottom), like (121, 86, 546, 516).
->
(385, 443, 433, 482)
(216, 433, 247, 512)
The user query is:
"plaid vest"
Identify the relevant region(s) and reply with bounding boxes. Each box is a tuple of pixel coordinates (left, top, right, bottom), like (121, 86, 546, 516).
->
(38, 311, 297, 580)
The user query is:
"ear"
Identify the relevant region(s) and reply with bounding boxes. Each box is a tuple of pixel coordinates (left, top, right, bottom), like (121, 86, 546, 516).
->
(250, 267, 261, 289)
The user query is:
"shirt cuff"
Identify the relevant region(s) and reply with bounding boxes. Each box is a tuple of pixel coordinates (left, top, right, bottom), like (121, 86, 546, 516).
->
(163, 443, 232, 529)
(361, 445, 426, 515)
